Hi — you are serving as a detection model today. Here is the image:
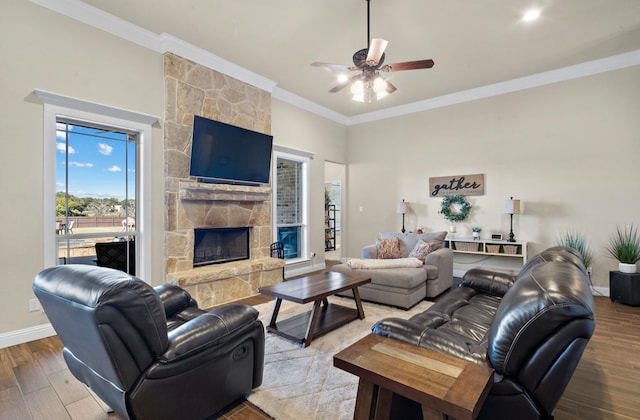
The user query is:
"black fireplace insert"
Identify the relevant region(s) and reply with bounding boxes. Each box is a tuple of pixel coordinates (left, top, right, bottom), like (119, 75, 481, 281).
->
(193, 227, 250, 267)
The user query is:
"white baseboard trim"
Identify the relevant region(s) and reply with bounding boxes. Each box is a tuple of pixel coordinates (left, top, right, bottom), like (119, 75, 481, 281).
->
(285, 262, 327, 279)
(592, 286, 609, 298)
(0, 323, 56, 349)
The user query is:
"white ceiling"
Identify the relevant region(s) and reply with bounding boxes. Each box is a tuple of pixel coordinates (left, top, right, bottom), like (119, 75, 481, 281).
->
(73, 0, 640, 118)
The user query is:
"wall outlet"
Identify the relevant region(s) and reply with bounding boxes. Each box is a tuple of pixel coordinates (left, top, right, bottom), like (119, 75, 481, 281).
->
(310, 251, 316, 258)
(29, 298, 41, 312)
(586, 267, 593, 276)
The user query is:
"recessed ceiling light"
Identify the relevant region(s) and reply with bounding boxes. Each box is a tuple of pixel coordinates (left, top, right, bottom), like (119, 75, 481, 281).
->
(522, 9, 541, 22)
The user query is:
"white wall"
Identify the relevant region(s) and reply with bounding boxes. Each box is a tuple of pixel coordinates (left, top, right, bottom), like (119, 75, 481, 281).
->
(346, 65, 640, 289)
(0, 1, 165, 335)
(271, 100, 348, 272)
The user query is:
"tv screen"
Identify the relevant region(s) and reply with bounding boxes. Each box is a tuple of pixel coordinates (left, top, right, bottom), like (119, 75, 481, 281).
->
(189, 115, 273, 185)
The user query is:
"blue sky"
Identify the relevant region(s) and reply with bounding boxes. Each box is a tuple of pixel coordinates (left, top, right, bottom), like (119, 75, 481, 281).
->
(56, 123, 136, 200)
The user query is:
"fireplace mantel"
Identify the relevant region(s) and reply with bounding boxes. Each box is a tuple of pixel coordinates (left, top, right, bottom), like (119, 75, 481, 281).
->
(179, 181, 271, 202)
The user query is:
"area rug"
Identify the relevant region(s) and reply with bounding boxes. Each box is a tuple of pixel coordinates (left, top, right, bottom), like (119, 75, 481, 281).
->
(247, 296, 433, 420)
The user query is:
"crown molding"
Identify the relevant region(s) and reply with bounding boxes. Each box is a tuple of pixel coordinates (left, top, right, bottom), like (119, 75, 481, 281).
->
(30, 0, 640, 126)
(30, 0, 277, 93)
(30, 0, 161, 51)
(347, 49, 640, 125)
(271, 87, 348, 125)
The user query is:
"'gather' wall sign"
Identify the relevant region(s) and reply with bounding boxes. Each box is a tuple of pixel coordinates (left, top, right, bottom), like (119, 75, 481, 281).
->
(429, 174, 484, 197)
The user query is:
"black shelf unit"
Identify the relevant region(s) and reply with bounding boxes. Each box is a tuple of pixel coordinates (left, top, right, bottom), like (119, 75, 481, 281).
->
(610, 271, 640, 306)
(325, 205, 336, 251)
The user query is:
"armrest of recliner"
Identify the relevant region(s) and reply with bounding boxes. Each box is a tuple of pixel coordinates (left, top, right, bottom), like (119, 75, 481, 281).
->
(154, 284, 198, 318)
(372, 317, 425, 346)
(162, 304, 260, 362)
(460, 267, 517, 297)
(373, 316, 488, 363)
(361, 244, 378, 259)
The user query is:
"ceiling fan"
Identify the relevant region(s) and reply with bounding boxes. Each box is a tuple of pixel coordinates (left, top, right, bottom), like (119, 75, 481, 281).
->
(311, 0, 434, 102)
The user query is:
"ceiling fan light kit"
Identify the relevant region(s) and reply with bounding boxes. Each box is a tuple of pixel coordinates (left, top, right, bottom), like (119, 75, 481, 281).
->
(311, 0, 434, 103)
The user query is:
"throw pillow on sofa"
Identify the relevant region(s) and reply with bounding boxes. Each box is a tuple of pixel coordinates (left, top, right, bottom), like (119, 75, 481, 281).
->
(408, 239, 432, 261)
(376, 237, 402, 259)
(378, 231, 447, 257)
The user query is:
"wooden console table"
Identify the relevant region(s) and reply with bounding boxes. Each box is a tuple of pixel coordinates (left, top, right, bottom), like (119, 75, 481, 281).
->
(334, 334, 494, 420)
(445, 238, 528, 277)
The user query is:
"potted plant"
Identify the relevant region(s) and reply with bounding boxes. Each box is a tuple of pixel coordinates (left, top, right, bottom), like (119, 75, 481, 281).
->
(472, 226, 481, 240)
(606, 224, 640, 273)
(556, 231, 595, 271)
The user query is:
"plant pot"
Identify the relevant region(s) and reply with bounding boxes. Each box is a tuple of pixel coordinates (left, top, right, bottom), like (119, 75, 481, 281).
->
(472, 232, 480, 240)
(619, 262, 637, 273)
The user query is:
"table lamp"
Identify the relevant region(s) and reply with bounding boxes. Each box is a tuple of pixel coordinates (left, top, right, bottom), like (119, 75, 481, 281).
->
(397, 199, 409, 233)
(503, 197, 521, 242)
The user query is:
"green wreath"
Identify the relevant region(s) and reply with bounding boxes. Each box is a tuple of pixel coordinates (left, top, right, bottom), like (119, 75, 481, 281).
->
(440, 195, 471, 222)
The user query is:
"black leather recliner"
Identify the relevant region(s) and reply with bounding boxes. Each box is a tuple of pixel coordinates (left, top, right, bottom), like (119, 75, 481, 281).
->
(373, 247, 595, 419)
(33, 264, 264, 420)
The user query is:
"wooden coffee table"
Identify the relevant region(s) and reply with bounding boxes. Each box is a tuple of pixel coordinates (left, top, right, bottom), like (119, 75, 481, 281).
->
(257, 271, 371, 347)
(334, 333, 494, 420)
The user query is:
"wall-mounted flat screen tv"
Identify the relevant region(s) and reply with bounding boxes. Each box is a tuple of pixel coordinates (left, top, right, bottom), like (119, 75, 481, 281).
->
(189, 115, 273, 185)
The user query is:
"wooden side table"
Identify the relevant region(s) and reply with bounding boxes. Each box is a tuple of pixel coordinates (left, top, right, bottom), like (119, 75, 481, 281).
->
(334, 334, 494, 420)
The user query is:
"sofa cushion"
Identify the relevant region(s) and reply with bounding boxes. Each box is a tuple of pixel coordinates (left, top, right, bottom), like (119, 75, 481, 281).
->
(347, 257, 423, 269)
(379, 231, 447, 257)
(408, 239, 433, 261)
(376, 237, 402, 259)
(332, 263, 426, 290)
(368, 267, 427, 289)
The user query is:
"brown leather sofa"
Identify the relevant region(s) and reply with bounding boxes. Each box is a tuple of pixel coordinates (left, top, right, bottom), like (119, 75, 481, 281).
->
(33, 265, 264, 420)
(372, 247, 595, 419)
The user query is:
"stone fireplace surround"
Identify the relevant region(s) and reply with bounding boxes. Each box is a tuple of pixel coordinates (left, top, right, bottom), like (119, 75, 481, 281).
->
(164, 53, 283, 307)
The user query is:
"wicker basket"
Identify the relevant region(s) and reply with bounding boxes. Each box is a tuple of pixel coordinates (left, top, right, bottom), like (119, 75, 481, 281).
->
(455, 242, 479, 252)
(486, 244, 500, 254)
(503, 245, 519, 255)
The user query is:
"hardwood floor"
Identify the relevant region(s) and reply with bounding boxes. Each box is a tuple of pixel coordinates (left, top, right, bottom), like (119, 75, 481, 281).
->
(1, 295, 638, 419)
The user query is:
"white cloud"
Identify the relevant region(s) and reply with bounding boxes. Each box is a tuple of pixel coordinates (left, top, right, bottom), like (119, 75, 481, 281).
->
(57, 142, 75, 154)
(108, 165, 122, 172)
(98, 143, 113, 156)
(68, 162, 94, 167)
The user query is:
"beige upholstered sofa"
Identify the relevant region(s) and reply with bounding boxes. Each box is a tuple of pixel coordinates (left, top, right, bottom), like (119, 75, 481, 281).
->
(331, 232, 453, 309)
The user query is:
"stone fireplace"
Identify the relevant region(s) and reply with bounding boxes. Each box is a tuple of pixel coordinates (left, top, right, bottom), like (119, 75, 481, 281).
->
(163, 53, 283, 307)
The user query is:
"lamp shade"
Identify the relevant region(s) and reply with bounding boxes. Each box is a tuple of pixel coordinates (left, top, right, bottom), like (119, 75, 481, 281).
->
(503, 198, 521, 215)
(397, 200, 408, 214)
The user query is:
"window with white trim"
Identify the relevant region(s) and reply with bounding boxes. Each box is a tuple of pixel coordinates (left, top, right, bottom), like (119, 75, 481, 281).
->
(36, 90, 156, 280)
(273, 149, 309, 261)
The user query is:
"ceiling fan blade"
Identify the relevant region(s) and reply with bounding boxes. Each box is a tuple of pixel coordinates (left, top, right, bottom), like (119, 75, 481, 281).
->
(384, 79, 397, 94)
(365, 38, 388, 65)
(328, 74, 361, 93)
(386, 59, 435, 72)
(374, 74, 397, 94)
(311, 62, 351, 72)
